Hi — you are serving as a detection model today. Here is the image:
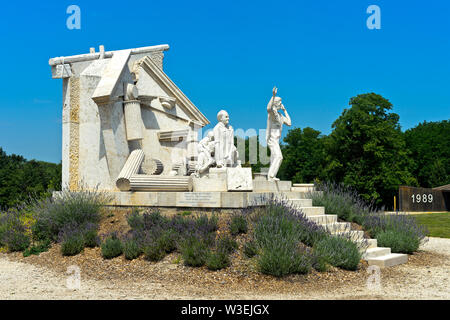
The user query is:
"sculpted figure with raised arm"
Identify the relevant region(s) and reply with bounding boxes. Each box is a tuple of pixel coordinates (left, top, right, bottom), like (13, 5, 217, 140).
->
(266, 87, 291, 181)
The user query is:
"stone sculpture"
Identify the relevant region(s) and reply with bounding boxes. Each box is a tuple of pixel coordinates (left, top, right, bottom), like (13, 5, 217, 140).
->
(266, 87, 291, 181)
(194, 131, 215, 177)
(213, 110, 240, 168)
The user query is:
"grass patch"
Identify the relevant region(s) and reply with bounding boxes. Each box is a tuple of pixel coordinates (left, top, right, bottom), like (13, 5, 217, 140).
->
(411, 213, 450, 238)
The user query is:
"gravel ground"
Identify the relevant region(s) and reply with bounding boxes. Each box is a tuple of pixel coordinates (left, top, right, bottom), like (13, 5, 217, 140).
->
(0, 237, 448, 300)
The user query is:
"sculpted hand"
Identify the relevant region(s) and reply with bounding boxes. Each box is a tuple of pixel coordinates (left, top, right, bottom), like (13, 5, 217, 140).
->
(272, 86, 277, 97)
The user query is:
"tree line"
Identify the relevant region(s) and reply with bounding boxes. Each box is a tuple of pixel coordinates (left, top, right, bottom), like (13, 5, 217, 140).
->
(0, 148, 61, 209)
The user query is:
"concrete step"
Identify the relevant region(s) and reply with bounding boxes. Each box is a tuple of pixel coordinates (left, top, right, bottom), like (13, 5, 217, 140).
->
(288, 199, 313, 207)
(291, 184, 315, 192)
(367, 253, 408, 268)
(279, 191, 321, 200)
(334, 230, 365, 241)
(355, 239, 378, 252)
(362, 247, 391, 259)
(295, 206, 325, 216)
(323, 222, 352, 233)
(306, 214, 337, 225)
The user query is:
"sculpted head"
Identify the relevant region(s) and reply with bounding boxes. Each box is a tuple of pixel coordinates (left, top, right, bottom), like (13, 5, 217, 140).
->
(274, 97, 282, 109)
(217, 110, 230, 125)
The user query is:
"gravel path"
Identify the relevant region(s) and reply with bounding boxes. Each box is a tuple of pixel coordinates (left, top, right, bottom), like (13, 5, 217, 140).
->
(0, 237, 449, 300)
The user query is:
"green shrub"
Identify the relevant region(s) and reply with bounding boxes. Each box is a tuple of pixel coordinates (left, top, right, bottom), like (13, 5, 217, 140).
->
(4, 230, 31, 252)
(31, 188, 109, 241)
(143, 242, 166, 262)
(142, 210, 169, 230)
(61, 233, 85, 256)
(243, 240, 258, 258)
(101, 234, 123, 259)
(123, 239, 141, 260)
(157, 229, 178, 253)
(83, 227, 100, 248)
(216, 235, 238, 254)
(195, 214, 218, 233)
(229, 214, 248, 235)
(312, 252, 329, 272)
(126, 210, 144, 230)
(376, 230, 420, 254)
(23, 239, 51, 257)
(257, 246, 294, 277)
(313, 236, 361, 270)
(206, 251, 230, 270)
(0, 209, 31, 252)
(181, 237, 209, 267)
(291, 249, 313, 274)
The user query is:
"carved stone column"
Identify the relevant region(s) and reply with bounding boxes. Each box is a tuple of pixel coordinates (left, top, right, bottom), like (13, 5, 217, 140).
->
(116, 149, 145, 191)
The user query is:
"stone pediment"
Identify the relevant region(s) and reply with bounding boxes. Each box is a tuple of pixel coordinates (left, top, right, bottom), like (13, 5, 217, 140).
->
(135, 56, 210, 127)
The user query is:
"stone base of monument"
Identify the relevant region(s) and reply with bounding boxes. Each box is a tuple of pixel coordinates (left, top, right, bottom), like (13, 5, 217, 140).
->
(100, 178, 317, 208)
(104, 188, 321, 208)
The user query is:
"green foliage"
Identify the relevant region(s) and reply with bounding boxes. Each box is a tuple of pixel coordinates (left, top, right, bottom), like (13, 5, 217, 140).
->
(243, 240, 258, 258)
(23, 239, 51, 257)
(83, 227, 100, 248)
(0, 147, 61, 209)
(376, 230, 420, 254)
(206, 250, 230, 270)
(253, 203, 311, 277)
(0, 209, 31, 252)
(325, 93, 417, 207)
(157, 229, 178, 253)
(123, 239, 142, 260)
(61, 233, 85, 256)
(216, 235, 238, 254)
(258, 247, 312, 277)
(195, 214, 219, 233)
(31, 188, 108, 242)
(313, 236, 361, 270)
(101, 234, 123, 259)
(143, 242, 166, 261)
(126, 210, 144, 230)
(405, 120, 450, 188)
(412, 213, 450, 238)
(229, 214, 248, 236)
(181, 237, 209, 267)
(279, 127, 327, 183)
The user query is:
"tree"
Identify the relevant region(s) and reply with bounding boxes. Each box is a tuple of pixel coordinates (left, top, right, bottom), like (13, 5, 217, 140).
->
(278, 127, 326, 183)
(404, 120, 450, 188)
(325, 93, 417, 206)
(0, 147, 61, 209)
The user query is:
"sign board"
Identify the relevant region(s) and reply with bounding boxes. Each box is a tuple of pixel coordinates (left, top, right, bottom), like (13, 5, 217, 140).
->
(399, 186, 449, 212)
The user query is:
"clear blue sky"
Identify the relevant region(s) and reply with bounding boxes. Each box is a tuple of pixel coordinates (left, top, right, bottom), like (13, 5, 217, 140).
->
(0, 0, 449, 163)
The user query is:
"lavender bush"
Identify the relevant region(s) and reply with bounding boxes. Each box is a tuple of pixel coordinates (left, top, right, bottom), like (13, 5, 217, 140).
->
(31, 188, 109, 242)
(0, 208, 31, 252)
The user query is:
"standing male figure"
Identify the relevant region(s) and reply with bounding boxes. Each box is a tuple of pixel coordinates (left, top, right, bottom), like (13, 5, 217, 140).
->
(213, 110, 240, 168)
(266, 87, 291, 181)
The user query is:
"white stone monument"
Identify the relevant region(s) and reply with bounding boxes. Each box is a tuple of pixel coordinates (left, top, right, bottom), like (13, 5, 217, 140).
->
(49, 45, 298, 208)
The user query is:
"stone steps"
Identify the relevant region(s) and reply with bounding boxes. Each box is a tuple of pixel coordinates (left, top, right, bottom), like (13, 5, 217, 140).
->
(291, 183, 315, 193)
(288, 199, 313, 207)
(367, 253, 408, 268)
(284, 192, 408, 268)
(334, 230, 365, 240)
(295, 206, 325, 216)
(356, 238, 377, 249)
(323, 222, 352, 233)
(362, 247, 391, 259)
(306, 214, 338, 224)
